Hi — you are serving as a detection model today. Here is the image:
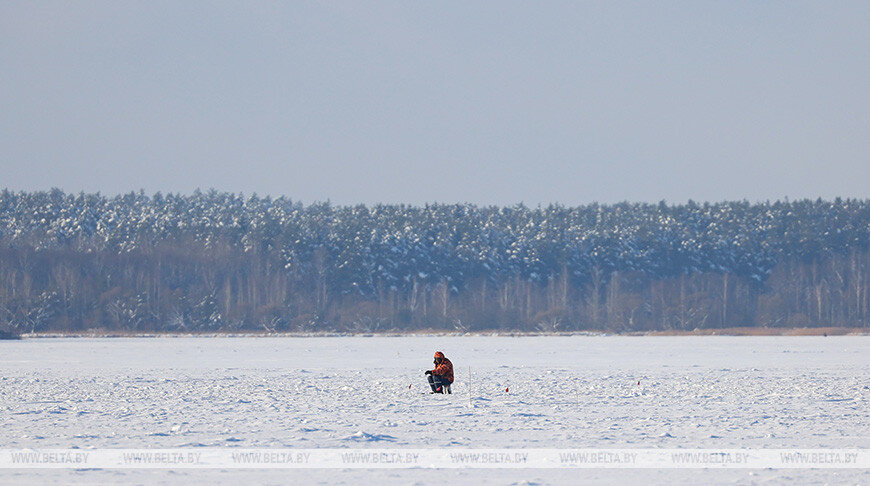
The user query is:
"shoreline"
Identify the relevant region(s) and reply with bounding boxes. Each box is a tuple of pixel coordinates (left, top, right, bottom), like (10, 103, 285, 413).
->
(9, 326, 869, 338)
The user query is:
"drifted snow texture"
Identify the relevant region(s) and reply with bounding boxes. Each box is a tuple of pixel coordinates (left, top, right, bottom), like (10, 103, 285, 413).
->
(1, 336, 868, 485)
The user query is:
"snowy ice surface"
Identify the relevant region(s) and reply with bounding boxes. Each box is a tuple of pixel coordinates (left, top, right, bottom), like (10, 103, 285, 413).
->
(1, 336, 868, 485)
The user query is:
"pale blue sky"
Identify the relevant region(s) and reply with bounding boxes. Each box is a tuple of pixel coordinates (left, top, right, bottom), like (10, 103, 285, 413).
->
(2, 1, 868, 205)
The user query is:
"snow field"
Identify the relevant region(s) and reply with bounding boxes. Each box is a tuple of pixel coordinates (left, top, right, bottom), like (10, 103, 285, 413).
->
(1, 336, 868, 485)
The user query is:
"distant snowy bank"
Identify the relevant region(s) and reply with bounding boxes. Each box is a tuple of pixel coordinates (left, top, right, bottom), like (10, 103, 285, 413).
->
(17, 326, 869, 338)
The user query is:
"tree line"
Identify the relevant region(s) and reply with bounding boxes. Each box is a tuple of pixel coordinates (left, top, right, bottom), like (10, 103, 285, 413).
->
(1, 189, 869, 333)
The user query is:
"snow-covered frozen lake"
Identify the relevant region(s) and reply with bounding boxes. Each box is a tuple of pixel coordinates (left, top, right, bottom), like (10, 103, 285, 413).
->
(1, 336, 868, 485)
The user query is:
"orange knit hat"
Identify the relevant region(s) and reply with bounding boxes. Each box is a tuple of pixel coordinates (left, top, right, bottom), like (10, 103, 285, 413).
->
(434, 351, 445, 359)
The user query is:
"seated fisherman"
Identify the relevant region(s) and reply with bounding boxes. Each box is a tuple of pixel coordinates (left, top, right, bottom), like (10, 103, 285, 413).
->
(425, 351, 454, 394)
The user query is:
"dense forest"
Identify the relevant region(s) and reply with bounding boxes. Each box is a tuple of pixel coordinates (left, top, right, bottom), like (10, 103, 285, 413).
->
(1, 189, 869, 333)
